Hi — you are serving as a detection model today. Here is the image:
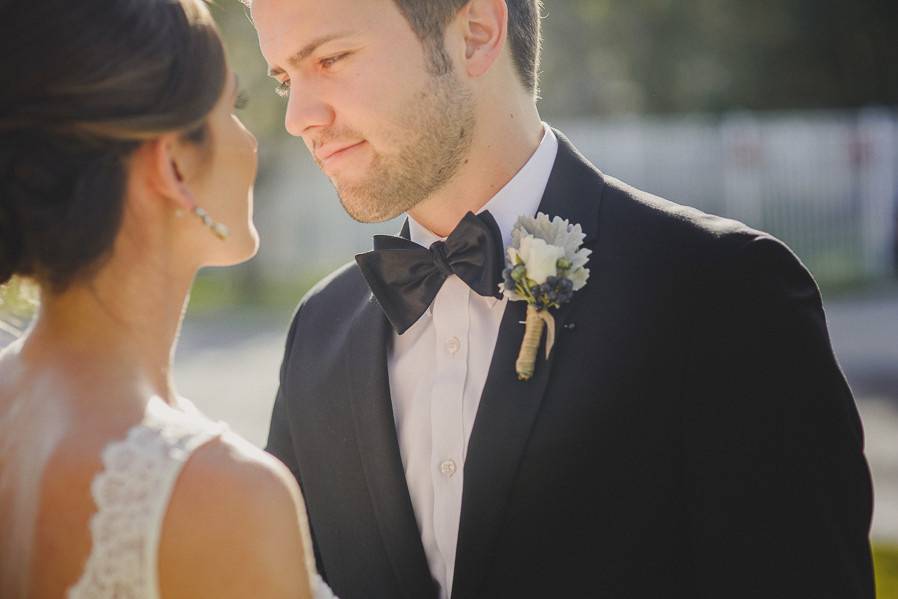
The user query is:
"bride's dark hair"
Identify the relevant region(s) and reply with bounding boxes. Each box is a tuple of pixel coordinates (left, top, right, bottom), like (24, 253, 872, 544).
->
(0, 0, 227, 292)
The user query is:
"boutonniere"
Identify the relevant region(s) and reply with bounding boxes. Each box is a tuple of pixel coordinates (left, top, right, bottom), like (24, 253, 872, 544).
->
(500, 212, 591, 381)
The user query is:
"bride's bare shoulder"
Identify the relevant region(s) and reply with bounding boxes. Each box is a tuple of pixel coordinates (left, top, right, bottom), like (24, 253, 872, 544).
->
(158, 430, 314, 599)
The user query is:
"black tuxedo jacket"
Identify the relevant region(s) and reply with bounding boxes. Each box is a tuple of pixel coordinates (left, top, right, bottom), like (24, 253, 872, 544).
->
(267, 131, 874, 598)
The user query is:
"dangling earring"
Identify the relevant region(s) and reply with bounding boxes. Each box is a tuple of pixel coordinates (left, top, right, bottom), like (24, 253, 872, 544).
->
(169, 159, 228, 240)
(193, 206, 230, 240)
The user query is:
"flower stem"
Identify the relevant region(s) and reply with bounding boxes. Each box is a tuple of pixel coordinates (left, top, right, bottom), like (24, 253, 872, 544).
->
(516, 304, 546, 381)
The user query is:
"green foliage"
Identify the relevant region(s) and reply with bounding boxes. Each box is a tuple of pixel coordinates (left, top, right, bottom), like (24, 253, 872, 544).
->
(211, 1, 897, 118)
(186, 269, 324, 315)
(0, 278, 38, 338)
(538, 0, 898, 116)
(875, 544, 898, 599)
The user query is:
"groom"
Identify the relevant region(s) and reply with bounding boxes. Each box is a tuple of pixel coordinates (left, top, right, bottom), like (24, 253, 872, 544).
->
(252, 0, 875, 597)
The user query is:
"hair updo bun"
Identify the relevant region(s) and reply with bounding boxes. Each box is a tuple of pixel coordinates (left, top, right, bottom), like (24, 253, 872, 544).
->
(0, 0, 227, 292)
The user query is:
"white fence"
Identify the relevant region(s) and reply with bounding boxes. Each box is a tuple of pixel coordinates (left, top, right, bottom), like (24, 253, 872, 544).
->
(251, 109, 898, 286)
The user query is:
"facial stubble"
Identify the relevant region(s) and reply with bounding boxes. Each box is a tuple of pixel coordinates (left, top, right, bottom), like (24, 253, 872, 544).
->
(329, 71, 476, 223)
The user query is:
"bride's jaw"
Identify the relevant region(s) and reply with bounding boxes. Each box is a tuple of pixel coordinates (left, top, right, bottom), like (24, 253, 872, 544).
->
(21, 112, 262, 412)
(186, 75, 260, 267)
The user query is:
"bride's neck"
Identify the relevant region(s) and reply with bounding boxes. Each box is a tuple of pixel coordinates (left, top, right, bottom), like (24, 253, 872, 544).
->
(24, 255, 195, 407)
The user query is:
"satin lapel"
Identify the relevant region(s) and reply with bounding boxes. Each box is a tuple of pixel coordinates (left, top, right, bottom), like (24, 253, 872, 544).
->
(452, 131, 605, 598)
(347, 294, 438, 599)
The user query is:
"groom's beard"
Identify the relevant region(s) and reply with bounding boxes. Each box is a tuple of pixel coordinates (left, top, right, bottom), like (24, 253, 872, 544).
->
(323, 71, 476, 224)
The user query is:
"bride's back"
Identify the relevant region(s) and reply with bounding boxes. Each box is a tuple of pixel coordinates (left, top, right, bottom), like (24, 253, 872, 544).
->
(0, 1, 317, 596)
(0, 344, 87, 597)
(0, 345, 129, 597)
(0, 344, 316, 599)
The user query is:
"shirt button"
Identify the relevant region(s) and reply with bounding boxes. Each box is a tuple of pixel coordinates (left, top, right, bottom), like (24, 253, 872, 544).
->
(439, 459, 457, 478)
(445, 336, 461, 355)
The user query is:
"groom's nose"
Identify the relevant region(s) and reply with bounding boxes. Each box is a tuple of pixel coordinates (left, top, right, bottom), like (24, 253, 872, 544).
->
(284, 87, 334, 138)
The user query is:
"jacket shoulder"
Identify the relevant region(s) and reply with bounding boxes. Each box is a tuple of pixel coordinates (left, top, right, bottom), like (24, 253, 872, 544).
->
(599, 175, 791, 264)
(291, 260, 369, 320)
(600, 174, 761, 254)
(304, 260, 367, 302)
(554, 130, 764, 257)
(275, 260, 371, 355)
(598, 174, 816, 297)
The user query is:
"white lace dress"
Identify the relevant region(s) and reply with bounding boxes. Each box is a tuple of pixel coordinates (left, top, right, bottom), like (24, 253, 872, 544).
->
(67, 401, 336, 599)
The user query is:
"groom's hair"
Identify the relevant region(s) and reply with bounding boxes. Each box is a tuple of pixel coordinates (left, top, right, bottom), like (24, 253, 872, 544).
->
(393, 0, 544, 96)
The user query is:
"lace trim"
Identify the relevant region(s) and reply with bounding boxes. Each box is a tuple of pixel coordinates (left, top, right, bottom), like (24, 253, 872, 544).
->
(68, 409, 226, 599)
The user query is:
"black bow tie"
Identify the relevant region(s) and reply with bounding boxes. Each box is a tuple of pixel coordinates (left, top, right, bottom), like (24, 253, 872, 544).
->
(355, 211, 505, 334)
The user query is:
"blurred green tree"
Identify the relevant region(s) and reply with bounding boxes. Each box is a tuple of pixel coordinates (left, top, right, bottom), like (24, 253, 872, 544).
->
(538, 0, 898, 116)
(212, 0, 898, 123)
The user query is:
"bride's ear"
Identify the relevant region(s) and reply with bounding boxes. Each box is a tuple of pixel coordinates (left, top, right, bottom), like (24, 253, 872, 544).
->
(142, 133, 199, 213)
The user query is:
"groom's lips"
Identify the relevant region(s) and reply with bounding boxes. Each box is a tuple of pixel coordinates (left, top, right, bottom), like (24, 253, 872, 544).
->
(316, 141, 366, 168)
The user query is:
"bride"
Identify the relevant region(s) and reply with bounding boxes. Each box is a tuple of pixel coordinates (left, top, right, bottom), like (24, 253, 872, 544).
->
(0, 1, 334, 597)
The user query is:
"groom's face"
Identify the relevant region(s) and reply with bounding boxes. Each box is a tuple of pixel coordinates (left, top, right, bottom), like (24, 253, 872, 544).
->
(253, 0, 476, 223)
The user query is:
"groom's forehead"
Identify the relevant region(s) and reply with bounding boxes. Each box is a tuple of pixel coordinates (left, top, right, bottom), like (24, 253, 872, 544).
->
(252, 0, 396, 37)
(253, 0, 399, 59)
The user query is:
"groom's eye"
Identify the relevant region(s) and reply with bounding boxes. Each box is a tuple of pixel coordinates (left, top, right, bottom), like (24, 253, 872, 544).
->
(319, 52, 349, 70)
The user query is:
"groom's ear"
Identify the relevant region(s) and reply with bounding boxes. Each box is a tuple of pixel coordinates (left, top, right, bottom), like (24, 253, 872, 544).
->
(458, 0, 508, 80)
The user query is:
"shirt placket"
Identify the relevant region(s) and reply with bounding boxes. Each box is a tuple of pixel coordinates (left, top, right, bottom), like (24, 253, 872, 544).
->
(429, 276, 470, 596)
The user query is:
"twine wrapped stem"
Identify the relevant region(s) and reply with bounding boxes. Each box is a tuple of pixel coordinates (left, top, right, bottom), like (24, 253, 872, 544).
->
(515, 304, 556, 381)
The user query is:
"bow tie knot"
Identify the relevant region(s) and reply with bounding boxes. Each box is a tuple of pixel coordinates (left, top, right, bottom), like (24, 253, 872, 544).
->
(429, 241, 456, 278)
(356, 211, 505, 334)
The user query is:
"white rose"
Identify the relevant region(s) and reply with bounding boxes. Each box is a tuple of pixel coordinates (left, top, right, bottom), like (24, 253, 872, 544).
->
(518, 235, 564, 285)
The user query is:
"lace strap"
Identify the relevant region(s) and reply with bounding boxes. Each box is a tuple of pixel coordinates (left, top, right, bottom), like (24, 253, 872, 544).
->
(68, 412, 227, 599)
(143, 421, 227, 599)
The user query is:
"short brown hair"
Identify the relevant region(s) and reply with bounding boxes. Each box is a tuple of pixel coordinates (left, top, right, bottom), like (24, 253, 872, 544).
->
(392, 0, 543, 95)
(240, 0, 544, 93)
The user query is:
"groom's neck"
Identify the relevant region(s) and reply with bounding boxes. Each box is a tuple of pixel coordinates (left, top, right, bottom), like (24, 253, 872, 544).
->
(407, 98, 544, 238)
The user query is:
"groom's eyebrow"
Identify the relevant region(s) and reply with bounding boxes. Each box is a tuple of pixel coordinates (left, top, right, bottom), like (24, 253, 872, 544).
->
(268, 31, 355, 77)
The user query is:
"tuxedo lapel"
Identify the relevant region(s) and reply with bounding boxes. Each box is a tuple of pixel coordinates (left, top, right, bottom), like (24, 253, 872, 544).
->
(346, 295, 438, 599)
(452, 131, 605, 598)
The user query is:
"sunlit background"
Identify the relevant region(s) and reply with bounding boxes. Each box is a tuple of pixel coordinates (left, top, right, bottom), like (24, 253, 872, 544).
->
(2, 0, 897, 591)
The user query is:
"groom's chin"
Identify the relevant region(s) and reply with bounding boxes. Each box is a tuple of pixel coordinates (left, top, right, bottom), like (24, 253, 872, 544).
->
(338, 192, 405, 224)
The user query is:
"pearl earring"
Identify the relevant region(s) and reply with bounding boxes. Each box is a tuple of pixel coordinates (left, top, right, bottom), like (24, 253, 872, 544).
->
(193, 206, 230, 240)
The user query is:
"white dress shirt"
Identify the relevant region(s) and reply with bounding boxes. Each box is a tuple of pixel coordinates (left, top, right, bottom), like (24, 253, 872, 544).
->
(387, 124, 559, 598)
